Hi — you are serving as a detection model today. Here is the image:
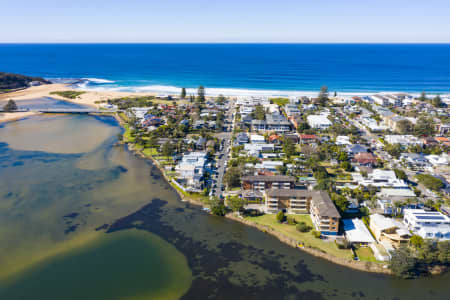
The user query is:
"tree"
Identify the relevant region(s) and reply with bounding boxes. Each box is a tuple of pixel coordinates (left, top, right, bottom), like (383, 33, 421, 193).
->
(180, 88, 186, 99)
(432, 94, 442, 107)
(311, 230, 321, 238)
(282, 138, 296, 158)
(410, 235, 424, 249)
(224, 167, 242, 188)
(389, 246, 418, 278)
(296, 222, 312, 232)
(340, 161, 352, 171)
(228, 195, 247, 213)
(415, 174, 444, 191)
(384, 143, 402, 159)
(252, 105, 265, 120)
(414, 117, 434, 136)
(313, 166, 328, 180)
(296, 121, 310, 132)
(3, 99, 17, 111)
(217, 94, 226, 105)
(276, 210, 286, 223)
(209, 197, 227, 216)
(396, 119, 413, 134)
(197, 85, 205, 102)
(161, 141, 174, 159)
(318, 86, 329, 106)
(393, 169, 408, 181)
(337, 151, 348, 162)
(437, 241, 450, 264)
(418, 91, 427, 102)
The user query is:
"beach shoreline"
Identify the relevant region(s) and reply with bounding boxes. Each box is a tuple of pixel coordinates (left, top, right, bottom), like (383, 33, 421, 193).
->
(0, 84, 159, 109)
(0, 111, 39, 123)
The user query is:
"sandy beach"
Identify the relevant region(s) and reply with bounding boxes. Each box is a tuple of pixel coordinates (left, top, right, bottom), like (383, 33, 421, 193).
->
(0, 84, 158, 109)
(0, 111, 38, 123)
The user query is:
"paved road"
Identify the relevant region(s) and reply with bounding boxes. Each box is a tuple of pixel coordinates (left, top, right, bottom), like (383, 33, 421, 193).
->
(212, 101, 234, 198)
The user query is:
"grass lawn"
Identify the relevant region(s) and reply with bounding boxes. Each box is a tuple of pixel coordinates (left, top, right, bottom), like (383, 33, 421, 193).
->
(270, 97, 289, 106)
(170, 182, 209, 204)
(244, 214, 352, 259)
(118, 112, 129, 122)
(142, 147, 158, 157)
(354, 247, 377, 262)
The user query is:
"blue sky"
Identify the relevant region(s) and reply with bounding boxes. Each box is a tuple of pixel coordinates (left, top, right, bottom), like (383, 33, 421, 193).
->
(1, 0, 449, 43)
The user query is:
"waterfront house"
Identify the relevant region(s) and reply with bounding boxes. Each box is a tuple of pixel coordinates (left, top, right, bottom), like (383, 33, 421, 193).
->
(369, 214, 411, 248)
(241, 175, 295, 191)
(343, 218, 375, 246)
(309, 191, 341, 235)
(264, 189, 312, 214)
(403, 209, 450, 240)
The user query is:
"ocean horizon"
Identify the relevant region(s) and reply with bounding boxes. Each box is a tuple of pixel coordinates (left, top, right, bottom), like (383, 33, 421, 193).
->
(1, 43, 450, 96)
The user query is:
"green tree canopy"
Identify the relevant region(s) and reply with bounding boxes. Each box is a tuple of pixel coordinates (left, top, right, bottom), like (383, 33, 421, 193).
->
(3, 99, 18, 111)
(180, 87, 186, 99)
(197, 85, 205, 102)
(228, 196, 247, 213)
(318, 85, 329, 106)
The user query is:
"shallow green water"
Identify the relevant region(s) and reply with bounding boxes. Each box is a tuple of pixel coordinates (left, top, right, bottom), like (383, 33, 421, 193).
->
(0, 113, 449, 300)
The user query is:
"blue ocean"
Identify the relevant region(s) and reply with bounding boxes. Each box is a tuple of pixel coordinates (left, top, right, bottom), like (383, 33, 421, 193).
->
(1, 43, 450, 96)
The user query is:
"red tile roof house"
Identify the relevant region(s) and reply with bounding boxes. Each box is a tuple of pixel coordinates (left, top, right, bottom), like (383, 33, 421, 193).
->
(299, 134, 319, 144)
(268, 134, 282, 144)
(352, 152, 378, 167)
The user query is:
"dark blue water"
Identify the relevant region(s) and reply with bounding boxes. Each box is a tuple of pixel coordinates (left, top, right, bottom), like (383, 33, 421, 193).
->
(1, 44, 449, 95)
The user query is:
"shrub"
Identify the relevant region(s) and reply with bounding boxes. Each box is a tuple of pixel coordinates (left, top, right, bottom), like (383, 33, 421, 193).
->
(311, 230, 321, 239)
(286, 216, 296, 225)
(276, 211, 286, 223)
(296, 222, 312, 232)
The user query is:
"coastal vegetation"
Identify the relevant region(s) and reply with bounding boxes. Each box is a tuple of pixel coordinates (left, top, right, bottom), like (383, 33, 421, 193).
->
(389, 240, 449, 278)
(0, 72, 50, 91)
(2, 99, 18, 111)
(50, 90, 85, 99)
(415, 174, 444, 191)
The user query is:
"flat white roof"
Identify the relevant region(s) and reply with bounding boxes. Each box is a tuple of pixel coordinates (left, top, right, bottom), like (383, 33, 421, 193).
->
(343, 219, 375, 243)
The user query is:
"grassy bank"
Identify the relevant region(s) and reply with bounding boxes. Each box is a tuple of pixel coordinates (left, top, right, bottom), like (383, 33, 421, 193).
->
(244, 214, 352, 260)
(50, 91, 85, 99)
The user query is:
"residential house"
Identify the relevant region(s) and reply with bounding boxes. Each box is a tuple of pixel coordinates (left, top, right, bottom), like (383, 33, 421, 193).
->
(400, 153, 429, 169)
(343, 218, 375, 246)
(426, 153, 449, 167)
(309, 191, 341, 235)
(403, 209, 450, 240)
(264, 189, 312, 214)
(353, 152, 378, 167)
(346, 144, 368, 156)
(235, 132, 249, 145)
(175, 152, 207, 190)
(371, 95, 389, 106)
(307, 114, 332, 129)
(241, 175, 295, 191)
(266, 113, 291, 132)
(299, 134, 320, 145)
(284, 104, 301, 117)
(336, 135, 351, 146)
(384, 135, 423, 147)
(250, 134, 265, 144)
(370, 214, 411, 248)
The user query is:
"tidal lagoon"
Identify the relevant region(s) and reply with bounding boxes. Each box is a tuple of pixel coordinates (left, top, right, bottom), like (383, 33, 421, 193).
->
(0, 112, 449, 299)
